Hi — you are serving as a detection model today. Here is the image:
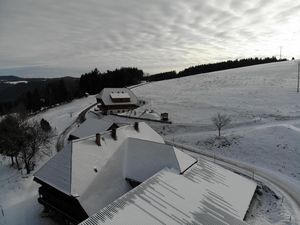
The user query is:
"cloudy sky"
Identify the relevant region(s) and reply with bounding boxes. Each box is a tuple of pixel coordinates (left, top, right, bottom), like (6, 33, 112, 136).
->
(0, 0, 299, 77)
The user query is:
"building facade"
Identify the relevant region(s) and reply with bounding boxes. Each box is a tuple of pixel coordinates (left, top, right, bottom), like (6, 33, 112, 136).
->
(96, 88, 139, 114)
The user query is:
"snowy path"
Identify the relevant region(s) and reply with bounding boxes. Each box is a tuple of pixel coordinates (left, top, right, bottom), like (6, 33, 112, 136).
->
(56, 102, 97, 151)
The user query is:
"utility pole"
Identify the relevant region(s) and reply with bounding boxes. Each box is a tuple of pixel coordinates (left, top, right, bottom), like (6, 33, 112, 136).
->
(280, 46, 282, 60)
(297, 62, 300, 93)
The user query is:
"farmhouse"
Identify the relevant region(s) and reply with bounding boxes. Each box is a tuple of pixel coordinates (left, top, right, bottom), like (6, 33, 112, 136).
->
(34, 122, 256, 225)
(96, 88, 139, 114)
(34, 122, 198, 223)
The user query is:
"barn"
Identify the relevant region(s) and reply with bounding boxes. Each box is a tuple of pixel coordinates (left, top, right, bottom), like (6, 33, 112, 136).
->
(96, 88, 139, 115)
(34, 122, 198, 223)
(34, 122, 257, 225)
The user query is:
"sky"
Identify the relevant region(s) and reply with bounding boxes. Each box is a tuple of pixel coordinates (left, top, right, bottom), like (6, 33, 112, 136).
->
(0, 0, 300, 77)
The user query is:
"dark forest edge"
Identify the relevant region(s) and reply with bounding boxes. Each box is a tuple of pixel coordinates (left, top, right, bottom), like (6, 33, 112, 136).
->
(145, 57, 287, 82)
(0, 57, 288, 115)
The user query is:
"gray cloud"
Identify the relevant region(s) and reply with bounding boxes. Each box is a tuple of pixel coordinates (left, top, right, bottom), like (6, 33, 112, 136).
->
(0, 0, 299, 77)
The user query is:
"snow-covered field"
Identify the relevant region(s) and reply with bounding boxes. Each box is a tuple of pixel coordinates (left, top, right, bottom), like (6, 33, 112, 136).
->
(133, 61, 300, 224)
(134, 61, 300, 124)
(0, 95, 96, 225)
(133, 61, 300, 182)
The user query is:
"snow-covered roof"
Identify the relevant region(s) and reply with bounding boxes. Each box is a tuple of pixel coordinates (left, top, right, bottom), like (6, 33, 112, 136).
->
(34, 122, 197, 216)
(69, 118, 115, 139)
(79, 160, 257, 225)
(96, 88, 138, 106)
(34, 143, 72, 195)
(109, 92, 130, 102)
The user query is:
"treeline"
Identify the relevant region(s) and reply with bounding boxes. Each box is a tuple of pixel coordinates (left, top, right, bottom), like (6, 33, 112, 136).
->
(145, 57, 287, 82)
(0, 78, 82, 114)
(0, 67, 144, 115)
(79, 67, 143, 94)
(22, 78, 82, 112)
(0, 77, 83, 115)
(143, 71, 177, 82)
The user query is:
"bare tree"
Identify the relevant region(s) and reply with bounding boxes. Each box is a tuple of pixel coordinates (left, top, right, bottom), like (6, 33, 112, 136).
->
(211, 113, 231, 137)
(0, 114, 54, 174)
(21, 120, 53, 174)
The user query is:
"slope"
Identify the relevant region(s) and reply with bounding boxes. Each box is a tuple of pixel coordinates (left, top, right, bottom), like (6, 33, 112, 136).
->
(133, 61, 300, 124)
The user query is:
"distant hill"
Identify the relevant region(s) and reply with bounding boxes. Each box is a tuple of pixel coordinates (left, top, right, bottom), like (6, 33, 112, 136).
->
(0, 76, 79, 103)
(0, 75, 25, 81)
(0, 81, 47, 103)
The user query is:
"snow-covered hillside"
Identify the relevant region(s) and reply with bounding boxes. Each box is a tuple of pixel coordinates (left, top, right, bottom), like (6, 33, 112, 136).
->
(133, 60, 300, 189)
(134, 61, 300, 124)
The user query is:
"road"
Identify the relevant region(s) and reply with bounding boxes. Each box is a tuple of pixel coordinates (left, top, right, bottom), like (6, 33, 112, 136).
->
(56, 102, 97, 151)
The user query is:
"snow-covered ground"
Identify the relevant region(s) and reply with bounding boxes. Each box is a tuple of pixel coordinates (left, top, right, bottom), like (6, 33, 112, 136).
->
(36, 96, 96, 134)
(0, 95, 96, 225)
(158, 122, 300, 183)
(3, 81, 28, 85)
(134, 61, 300, 124)
(133, 61, 300, 182)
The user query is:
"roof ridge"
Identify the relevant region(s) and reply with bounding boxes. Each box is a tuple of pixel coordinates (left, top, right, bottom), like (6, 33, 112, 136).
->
(71, 123, 148, 144)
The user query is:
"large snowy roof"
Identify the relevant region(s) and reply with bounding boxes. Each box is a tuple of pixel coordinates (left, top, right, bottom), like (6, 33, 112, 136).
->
(69, 118, 115, 139)
(34, 143, 72, 195)
(96, 88, 138, 106)
(34, 122, 197, 215)
(80, 160, 257, 225)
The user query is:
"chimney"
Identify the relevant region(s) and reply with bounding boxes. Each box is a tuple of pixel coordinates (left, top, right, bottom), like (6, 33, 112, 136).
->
(95, 133, 101, 146)
(134, 122, 139, 132)
(111, 128, 117, 140)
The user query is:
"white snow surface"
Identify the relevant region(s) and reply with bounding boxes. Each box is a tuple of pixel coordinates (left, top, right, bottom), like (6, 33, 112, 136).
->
(134, 61, 300, 125)
(3, 81, 28, 84)
(97, 88, 138, 106)
(70, 118, 114, 139)
(133, 61, 300, 182)
(79, 161, 256, 225)
(36, 95, 96, 134)
(70, 122, 196, 215)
